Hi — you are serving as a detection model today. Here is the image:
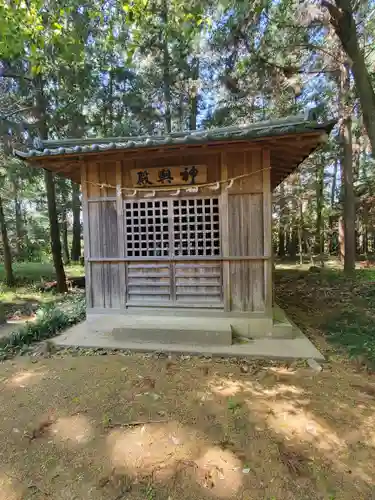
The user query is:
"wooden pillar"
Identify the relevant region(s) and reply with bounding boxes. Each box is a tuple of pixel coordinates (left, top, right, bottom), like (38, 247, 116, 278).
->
(220, 152, 231, 311)
(81, 162, 93, 308)
(116, 160, 126, 308)
(262, 149, 273, 316)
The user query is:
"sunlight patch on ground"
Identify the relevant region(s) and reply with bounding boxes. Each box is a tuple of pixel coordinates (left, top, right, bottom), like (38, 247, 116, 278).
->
(50, 414, 93, 445)
(208, 377, 354, 464)
(209, 379, 245, 397)
(268, 366, 297, 375)
(275, 259, 340, 271)
(5, 368, 47, 388)
(248, 398, 345, 452)
(107, 422, 243, 497)
(0, 472, 22, 500)
(255, 384, 304, 397)
(209, 377, 304, 399)
(107, 421, 202, 477)
(346, 413, 375, 448)
(193, 447, 242, 498)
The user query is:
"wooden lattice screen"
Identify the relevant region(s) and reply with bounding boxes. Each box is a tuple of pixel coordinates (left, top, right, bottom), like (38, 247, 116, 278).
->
(124, 198, 220, 257)
(124, 200, 169, 257)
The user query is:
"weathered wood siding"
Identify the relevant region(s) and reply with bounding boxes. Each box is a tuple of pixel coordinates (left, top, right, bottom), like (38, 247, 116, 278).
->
(82, 146, 272, 314)
(221, 148, 271, 313)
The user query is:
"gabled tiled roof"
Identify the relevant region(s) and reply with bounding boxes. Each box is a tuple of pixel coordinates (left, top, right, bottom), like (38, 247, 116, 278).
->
(14, 112, 336, 160)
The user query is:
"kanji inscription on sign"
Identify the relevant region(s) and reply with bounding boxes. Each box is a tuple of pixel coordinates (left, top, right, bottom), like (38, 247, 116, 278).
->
(131, 165, 207, 187)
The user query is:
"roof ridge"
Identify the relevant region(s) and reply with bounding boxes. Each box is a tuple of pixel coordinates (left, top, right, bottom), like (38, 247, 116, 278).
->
(32, 113, 315, 150)
(14, 118, 336, 160)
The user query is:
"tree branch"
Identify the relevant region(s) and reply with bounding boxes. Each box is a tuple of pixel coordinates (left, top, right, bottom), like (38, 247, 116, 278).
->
(257, 55, 337, 75)
(0, 71, 33, 83)
(321, 0, 343, 22)
(0, 106, 34, 119)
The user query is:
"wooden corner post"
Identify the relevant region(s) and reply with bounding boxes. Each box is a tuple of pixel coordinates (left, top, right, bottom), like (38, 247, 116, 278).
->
(220, 152, 231, 311)
(116, 160, 126, 308)
(262, 149, 273, 316)
(81, 162, 93, 308)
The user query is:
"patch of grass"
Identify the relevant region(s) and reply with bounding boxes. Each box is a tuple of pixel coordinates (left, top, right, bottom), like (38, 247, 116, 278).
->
(227, 397, 242, 412)
(275, 266, 375, 368)
(0, 262, 85, 318)
(0, 262, 84, 285)
(0, 291, 86, 361)
(324, 310, 375, 368)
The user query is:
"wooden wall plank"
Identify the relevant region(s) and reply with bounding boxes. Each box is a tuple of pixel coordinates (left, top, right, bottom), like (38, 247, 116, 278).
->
(116, 160, 126, 308)
(226, 149, 263, 194)
(87, 162, 100, 198)
(227, 149, 266, 312)
(99, 161, 108, 197)
(250, 194, 265, 311)
(175, 261, 222, 306)
(81, 163, 92, 308)
(263, 148, 273, 315)
(110, 263, 120, 308)
(89, 200, 103, 308)
(220, 152, 230, 311)
(88, 199, 119, 308)
(127, 263, 172, 304)
(104, 161, 117, 196)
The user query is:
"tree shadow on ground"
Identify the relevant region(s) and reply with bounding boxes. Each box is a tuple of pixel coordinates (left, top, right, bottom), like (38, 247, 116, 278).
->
(0, 354, 374, 500)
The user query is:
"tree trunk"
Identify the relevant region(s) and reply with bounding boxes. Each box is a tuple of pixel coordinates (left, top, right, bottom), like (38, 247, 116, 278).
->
(362, 205, 369, 256)
(328, 159, 338, 253)
(36, 76, 67, 292)
(290, 230, 298, 259)
(315, 163, 325, 265)
(323, 0, 375, 156)
(285, 229, 291, 256)
(109, 69, 114, 135)
(45, 170, 68, 292)
(339, 216, 345, 262)
(278, 184, 286, 257)
(11, 178, 23, 259)
(298, 195, 304, 265)
(340, 64, 356, 273)
(189, 58, 199, 131)
(71, 181, 81, 261)
(278, 224, 285, 258)
(0, 194, 15, 286)
(161, 0, 172, 133)
(178, 88, 184, 131)
(62, 208, 70, 265)
(298, 225, 303, 265)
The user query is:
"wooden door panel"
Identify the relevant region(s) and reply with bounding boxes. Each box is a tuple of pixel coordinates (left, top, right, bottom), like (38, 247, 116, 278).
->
(123, 198, 223, 308)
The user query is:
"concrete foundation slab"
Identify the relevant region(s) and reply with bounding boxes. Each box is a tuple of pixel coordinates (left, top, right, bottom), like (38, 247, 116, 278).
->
(112, 327, 232, 346)
(86, 311, 274, 338)
(53, 320, 324, 361)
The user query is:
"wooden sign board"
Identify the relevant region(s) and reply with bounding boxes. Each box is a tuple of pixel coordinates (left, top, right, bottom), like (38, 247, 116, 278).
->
(131, 165, 207, 187)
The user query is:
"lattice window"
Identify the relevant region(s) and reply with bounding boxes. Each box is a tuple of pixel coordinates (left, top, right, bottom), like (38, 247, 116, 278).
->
(124, 200, 169, 257)
(124, 198, 220, 258)
(173, 198, 220, 256)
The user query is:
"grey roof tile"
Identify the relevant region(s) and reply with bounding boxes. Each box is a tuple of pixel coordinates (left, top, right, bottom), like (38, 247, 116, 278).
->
(14, 114, 336, 160)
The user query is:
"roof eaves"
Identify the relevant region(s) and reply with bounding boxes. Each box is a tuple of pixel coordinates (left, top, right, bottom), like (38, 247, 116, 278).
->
(13, 118, 336, 160)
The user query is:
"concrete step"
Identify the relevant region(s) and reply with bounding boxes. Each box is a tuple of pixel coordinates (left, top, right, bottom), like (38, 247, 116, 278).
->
(53, 321, 325, 361)
(87, 313, 273, 338)
(112, 327, 232, 346)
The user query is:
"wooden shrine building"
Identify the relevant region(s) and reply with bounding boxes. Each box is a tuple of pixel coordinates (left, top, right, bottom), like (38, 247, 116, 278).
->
(15, 112, 335, 342)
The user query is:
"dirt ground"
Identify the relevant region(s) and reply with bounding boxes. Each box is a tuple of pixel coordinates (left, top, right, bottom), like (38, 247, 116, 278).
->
(0, 352, 374, 500)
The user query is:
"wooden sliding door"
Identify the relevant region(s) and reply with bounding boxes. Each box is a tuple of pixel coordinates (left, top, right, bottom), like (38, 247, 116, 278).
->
(123, 198, 223, 307)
